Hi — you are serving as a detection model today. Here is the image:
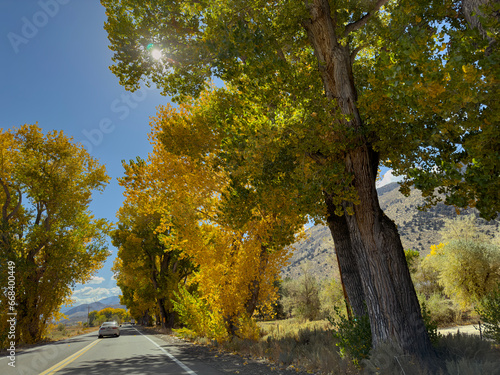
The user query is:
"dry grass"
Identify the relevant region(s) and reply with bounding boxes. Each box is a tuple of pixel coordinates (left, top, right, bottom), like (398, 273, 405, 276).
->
(44, 324, 98, 342)
(216, 319, 359, 374)
(171, 318, 500, 375)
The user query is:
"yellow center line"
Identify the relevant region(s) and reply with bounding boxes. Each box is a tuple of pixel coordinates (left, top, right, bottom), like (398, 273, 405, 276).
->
(39, 339, 101, 375)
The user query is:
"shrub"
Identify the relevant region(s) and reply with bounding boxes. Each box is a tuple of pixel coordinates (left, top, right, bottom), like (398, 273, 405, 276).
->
(364, 333, 500, 375)
(329, 307, 372, 365)
(418, 292, 458, 325)
(475, 283, 500, 343)
(172, 287, 229, 342)
(438, 332, 500, 373)
(421, 301, 440, 346)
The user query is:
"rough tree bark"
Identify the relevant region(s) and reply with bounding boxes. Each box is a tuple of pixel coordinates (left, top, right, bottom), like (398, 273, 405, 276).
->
(303, 0, 434, 359)
(323, 191, 366, 317)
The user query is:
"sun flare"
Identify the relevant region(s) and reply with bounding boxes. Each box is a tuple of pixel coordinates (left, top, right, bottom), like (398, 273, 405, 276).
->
(151, 49, 162, 60)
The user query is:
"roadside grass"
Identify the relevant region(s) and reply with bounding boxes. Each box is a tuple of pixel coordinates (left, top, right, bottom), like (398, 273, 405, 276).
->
(172, 318, 500, 375)
(175, 318, 359, 374)
(0, 323, 99, 355)
(44, 323, 99, 342)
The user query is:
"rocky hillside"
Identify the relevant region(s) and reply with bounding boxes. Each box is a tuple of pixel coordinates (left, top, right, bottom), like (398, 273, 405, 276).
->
(282, 182, 499, 280)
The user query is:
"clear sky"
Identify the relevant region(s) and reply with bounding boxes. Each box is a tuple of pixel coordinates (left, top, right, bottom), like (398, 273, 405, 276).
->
(1, 0, 398, 307)
(0, 0, 173, 305)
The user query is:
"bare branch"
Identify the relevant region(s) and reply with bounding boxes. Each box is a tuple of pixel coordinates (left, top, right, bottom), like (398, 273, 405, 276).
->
(344, 0, 389, 36)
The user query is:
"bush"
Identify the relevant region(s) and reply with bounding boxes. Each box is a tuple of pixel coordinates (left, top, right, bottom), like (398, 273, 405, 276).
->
(364, 333, 500, 375)
(363, 341, 429, 375)
(328, 307, 372, 365)
(421, 301, 440, 346)
(282, 269, 321, 321)
(476, 283, 500, 343)
(418, 292, 458, 325)
(57, 323, 66, 332)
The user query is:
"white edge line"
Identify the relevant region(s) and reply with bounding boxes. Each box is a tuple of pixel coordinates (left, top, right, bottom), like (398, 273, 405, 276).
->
(133, 327, 197, 375)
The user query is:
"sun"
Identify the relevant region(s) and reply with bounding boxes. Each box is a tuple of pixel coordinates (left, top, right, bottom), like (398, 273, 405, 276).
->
(151, 49, 162, 60)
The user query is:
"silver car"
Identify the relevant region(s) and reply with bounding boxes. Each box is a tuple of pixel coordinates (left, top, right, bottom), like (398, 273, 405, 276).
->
(98, 322, 120, 338)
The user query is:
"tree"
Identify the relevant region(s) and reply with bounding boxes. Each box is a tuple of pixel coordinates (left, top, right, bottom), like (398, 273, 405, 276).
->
(89, 308, 131, 326)
(423, 216, 500, 308)
(282, 266, 322, 321)
(102, 0, 499, 361)
(115, 103, 305, 339)
(0, 124, 110, 345)
(111, 203, 193, 329)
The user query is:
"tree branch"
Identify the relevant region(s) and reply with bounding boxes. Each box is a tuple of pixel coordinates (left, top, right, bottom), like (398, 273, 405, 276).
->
(350, 44, 367, 64)
(344, 0, 389, 36)
(1, 179, 11, 222)
(7, 188, 22, 221)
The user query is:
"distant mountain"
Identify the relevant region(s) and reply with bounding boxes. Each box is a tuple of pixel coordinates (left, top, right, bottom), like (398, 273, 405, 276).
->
(97, 295, 122, 306)
(61, 296, 126, 324)
(64, 301, 107, 316)
(282, 182, 499, 280)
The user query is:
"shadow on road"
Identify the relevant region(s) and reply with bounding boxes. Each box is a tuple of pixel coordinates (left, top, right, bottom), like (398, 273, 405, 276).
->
(56, 354, 190, 375)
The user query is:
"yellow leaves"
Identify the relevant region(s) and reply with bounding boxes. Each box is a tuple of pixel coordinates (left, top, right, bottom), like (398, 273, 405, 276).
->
(415, 15, 422, 23)
(409, 50, 421, 61)
(428, 242, 446, 257)
(461, 64, 479, 84)
(426, 82, 446, 98)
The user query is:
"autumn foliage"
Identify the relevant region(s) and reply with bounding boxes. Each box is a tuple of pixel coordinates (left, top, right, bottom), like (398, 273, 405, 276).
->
(113, 96, 306, 340)
(0, 124, 110, 345)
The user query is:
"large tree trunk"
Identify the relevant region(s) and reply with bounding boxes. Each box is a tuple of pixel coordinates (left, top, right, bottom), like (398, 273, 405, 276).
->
(303, 0, 434, 360)
(323, 191, 366, 317)
(343, 146, 432, 357)
(157, 297, 169, 329)
(245, 244, 269, 317)
(17, 273, 43, 344)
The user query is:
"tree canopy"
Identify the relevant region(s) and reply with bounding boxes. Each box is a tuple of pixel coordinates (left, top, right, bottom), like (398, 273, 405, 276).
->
(0, 124, 110, 345)
(102, 0, 499, 361)
(113, 99, 307, 339)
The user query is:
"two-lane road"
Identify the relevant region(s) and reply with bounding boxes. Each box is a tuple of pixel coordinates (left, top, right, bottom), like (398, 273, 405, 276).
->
(2, 325, 223, 375)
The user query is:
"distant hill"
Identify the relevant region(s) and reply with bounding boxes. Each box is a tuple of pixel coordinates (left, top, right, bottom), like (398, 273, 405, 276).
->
(61, 296, 126, 324)
(282, 182, 499, 280)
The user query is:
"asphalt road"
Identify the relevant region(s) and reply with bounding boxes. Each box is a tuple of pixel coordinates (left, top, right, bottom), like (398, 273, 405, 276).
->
(1, 325, 225, 375)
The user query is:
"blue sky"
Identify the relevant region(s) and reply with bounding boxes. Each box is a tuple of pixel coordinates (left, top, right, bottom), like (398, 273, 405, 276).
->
(0, 0, 172, 305)
(1, 1, 398, 307)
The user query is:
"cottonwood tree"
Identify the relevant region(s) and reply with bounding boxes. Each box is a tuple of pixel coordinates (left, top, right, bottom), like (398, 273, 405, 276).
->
(102, 0, 499, 361)
(0, 124, 110, 344)
(111, 204, 193, 329)
(116, 102, 305, 339)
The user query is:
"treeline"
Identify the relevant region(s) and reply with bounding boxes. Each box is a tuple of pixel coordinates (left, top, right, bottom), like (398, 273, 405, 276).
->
(88, 308, 130, 327)
(111, 100, 307, 341)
